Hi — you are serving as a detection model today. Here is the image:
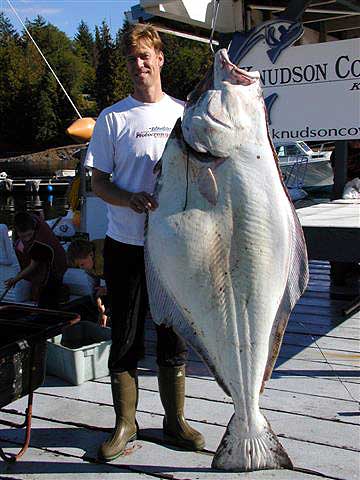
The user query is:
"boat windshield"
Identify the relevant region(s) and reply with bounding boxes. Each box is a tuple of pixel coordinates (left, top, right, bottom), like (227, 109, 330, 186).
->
(298, 141, 312, 153)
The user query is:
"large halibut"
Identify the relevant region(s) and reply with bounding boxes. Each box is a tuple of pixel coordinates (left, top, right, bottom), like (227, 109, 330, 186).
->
(145, 48, 309, 472)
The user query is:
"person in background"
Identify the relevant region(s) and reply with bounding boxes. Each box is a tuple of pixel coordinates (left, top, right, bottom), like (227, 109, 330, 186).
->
(4, 211, 67, 308)
(84, 23, 204, 462)
(66, 238, 107, 325)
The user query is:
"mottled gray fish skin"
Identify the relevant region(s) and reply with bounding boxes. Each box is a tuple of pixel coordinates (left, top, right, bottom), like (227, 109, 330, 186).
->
(145, 49, 308, 472)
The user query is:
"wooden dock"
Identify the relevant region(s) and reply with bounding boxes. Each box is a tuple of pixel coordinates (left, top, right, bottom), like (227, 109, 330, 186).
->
(0, 260, 359, 479)
(297, 199, 360, 262)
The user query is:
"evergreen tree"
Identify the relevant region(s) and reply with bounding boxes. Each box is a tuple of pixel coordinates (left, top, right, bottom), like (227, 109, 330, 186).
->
(94, 20, 117, 111)
(112, 23, 132, 102)
(0, 12, 19, 45)
(73, 21, 96, 97)
(0, 15, 214, 152)
(0, 15, 27, 149)
(161, 35, 212, 100)
(33, 74, 58, 145)
(19, 17, 85, 146)
(74, 20, 94, 65)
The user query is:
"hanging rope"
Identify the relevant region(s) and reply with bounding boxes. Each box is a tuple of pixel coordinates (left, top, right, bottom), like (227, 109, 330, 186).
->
(7, 0, 82, 119)
(209, 0, 221, 55)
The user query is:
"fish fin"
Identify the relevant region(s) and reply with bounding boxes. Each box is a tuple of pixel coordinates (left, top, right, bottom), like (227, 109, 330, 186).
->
(198, 167, 219, 205)
(212, 414, 293, 472)
(264, 208, 309, 382)
(144, 247, 230, 396)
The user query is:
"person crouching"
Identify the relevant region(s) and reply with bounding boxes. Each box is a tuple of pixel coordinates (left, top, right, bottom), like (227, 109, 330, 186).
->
(4, 211, 67, 308)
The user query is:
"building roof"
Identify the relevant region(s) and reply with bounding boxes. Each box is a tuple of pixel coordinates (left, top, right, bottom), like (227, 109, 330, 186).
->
(129, 1, 360, 40)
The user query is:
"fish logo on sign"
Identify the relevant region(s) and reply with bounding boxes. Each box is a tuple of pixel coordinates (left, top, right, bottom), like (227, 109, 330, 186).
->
(228, 19, 304, 124)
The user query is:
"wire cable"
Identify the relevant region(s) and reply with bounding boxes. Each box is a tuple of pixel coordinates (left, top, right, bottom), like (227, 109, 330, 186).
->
(209, 0, 221, 55)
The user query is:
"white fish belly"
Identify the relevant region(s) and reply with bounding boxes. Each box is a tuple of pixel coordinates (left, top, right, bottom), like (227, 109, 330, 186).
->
(148, 149, 293, 408)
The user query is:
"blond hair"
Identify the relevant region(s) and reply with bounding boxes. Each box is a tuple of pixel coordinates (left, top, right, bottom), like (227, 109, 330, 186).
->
(122, 23, 163, 56)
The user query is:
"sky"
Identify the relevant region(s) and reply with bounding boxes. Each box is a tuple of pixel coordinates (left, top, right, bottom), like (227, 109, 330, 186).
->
(1, 0, 137, 39)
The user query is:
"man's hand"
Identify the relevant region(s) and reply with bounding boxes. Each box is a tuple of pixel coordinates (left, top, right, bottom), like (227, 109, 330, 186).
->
(4, 277, 18, 289)
(129, 192, 158, 214)
(94, 285, 107, 297)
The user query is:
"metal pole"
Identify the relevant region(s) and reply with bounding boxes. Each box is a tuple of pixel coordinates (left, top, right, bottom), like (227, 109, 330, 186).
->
(79, 148, 88, 234)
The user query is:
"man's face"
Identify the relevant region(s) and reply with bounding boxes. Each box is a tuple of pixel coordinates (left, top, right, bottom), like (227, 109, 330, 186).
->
(126, 40, 164, 90)
(17, 229, 35, 244)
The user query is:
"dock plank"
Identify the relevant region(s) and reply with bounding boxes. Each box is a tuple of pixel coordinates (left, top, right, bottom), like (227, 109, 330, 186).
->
(0, 399, 357, 479)
(0, 420, 338, 480)
(2, 379, 358, 453)
(0, 259, 359, 479)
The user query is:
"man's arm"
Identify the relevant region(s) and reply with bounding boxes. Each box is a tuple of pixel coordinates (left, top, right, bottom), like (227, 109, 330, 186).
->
(4, 259, 42, 289)
(91, 168, 158, 214)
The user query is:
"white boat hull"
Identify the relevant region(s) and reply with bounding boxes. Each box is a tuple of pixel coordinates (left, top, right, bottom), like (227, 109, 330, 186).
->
(280, 158, 333, 190)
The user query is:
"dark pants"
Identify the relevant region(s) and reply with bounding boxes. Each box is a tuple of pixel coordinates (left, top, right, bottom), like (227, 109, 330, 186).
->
(103, 236, 188, 373)
(37, 275, 65, 309)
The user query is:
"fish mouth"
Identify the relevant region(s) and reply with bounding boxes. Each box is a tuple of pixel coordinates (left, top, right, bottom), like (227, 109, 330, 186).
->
(186, 49, 258, 107)
(218, 49, 259, 86)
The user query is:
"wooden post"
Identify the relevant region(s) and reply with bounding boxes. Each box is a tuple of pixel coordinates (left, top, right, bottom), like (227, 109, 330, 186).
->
(330, 140, 350, 291)
(331, 140, 348, 200)
(79, 147, 87, 233)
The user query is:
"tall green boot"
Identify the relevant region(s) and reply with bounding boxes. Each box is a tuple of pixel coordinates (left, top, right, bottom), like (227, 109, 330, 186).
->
(98, 370, 138, 462)
(158, 365, 205, 450)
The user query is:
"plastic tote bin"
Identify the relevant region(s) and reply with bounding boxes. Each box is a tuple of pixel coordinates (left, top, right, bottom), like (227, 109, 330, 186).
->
(46, 321, 112, 385)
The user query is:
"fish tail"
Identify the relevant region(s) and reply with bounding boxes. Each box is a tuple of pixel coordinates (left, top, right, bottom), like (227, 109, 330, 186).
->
(212, 414, 293, 472)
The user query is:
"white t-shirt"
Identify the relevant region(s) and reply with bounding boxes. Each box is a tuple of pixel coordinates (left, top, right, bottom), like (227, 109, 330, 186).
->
(85, 94, 184, 246)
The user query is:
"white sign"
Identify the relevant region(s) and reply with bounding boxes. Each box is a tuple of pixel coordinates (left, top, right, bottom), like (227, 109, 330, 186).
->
(240, 38, 360, 141)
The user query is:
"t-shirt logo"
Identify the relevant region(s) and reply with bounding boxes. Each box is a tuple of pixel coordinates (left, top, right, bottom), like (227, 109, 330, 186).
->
(136, 126, 172, 139)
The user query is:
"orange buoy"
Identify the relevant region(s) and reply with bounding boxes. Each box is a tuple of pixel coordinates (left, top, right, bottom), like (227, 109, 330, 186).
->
(66, 117, 96, 143)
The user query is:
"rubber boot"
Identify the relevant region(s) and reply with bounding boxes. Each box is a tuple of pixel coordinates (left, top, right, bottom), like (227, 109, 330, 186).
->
(158, 365, 205, 450)
(98, 370, 138, 461)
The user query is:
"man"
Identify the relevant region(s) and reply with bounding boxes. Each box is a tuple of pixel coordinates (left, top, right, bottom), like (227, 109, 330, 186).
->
(85, 24, 204, 462)
(4, 211, 67, 308)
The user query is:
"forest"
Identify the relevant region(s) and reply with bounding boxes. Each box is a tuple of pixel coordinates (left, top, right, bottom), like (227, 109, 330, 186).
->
(0, 13, 213, 154)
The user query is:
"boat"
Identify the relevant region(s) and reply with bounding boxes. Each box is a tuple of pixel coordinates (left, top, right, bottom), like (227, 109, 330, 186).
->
(275, 140, 334, 191)
(0, 120, 103, 305)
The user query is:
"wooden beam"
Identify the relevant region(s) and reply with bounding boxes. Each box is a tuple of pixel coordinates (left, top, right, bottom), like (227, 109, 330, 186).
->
(335, 0, 360, 13)
(310, 0, 337, 6)
(302, 226, 360, 262)
(302, 12, 354, 23)
(326, 14, 360, 31)
(248, 4, 358, 15)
